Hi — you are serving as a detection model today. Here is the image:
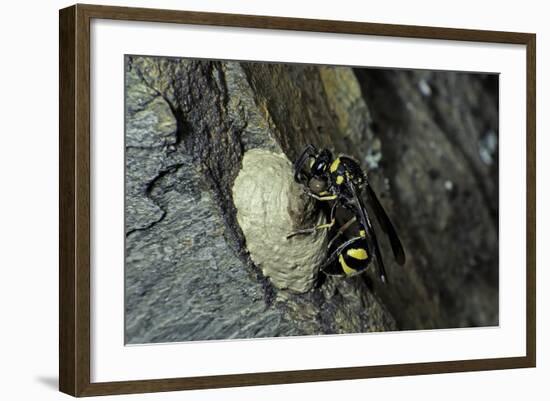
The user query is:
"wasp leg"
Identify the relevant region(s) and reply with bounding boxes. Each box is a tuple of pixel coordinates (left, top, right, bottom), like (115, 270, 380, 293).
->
(326, 216, 357, 250)
(286, 219, 335, 239)
(287, 199, 340, 240)
(306, 192, 338, 201)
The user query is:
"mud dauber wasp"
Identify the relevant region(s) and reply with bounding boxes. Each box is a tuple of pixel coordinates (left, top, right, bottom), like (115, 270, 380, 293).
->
(287, 144, 405, 283)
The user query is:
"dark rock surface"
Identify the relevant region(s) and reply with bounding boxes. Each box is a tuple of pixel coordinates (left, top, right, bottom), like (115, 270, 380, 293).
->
(354, 69, 499, 329)
(124, 55, 498, 343)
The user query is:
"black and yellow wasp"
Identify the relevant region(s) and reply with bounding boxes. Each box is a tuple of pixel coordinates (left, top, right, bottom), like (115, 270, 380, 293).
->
(287, 144, 405, 283)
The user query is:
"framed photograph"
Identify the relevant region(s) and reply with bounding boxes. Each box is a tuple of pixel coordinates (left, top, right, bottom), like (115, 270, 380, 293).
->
(59, 4, 536, 397)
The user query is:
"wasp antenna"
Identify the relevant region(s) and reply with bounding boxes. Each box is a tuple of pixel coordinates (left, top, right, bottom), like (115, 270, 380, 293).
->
(293, 145, 318, 183)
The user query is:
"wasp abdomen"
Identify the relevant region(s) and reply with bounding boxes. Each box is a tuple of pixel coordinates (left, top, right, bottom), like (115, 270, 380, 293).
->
(337, 238, 371, 276)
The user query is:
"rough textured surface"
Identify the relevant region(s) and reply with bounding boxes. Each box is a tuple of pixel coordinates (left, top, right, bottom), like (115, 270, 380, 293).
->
(233, 149, 327, 293)
(354, 69, 499, 329)
(125, 56, 397, 344)
(124, 55, 497, 343)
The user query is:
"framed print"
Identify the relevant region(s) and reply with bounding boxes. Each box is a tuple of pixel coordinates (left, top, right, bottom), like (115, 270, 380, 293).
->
(59, 4, 536, 397)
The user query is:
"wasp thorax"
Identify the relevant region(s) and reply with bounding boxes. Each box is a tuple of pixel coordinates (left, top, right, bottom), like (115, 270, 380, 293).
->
(232, 149, 328, 293)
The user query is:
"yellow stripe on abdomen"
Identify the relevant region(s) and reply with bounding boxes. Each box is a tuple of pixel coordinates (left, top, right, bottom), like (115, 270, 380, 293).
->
(338, 254, 356, 275)
(346, 248, 368, 260)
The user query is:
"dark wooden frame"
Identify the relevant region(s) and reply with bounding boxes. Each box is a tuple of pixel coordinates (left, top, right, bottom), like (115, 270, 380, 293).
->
(59, 3, 536, 397)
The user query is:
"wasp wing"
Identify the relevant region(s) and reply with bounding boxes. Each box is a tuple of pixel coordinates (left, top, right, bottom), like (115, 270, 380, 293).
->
(364, 183, 406, 265)
(347, 181, 389, 283)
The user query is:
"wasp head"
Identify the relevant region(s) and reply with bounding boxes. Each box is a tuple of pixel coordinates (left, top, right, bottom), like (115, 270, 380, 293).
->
(310, 149, 333, 178)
